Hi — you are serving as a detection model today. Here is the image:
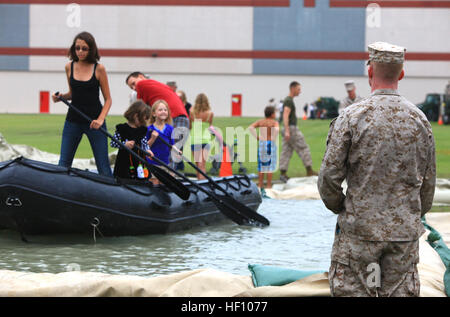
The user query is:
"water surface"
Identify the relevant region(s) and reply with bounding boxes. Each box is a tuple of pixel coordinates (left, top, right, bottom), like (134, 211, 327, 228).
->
(0, 199, 337, 277)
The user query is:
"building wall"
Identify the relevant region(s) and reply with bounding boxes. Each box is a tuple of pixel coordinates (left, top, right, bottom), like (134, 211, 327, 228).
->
(0, 4, 29, 70)
(0, 1, 449, 116)
(1, 70, 447, 117)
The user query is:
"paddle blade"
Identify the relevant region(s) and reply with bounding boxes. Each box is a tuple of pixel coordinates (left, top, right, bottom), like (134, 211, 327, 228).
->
(218, 194, 270, 227)
(212, 199, 248, 226)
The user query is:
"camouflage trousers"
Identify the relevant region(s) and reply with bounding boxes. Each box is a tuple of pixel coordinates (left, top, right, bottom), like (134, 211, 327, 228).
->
(280, 126, 313, 171)
(329, 231, 420, 297)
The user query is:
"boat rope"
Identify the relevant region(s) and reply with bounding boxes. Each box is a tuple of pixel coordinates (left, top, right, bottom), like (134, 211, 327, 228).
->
(205, 175, 250, 195)
(237, 174, 252, 188)
(225, 178, 241, 191)
(91, 217, 104, 243)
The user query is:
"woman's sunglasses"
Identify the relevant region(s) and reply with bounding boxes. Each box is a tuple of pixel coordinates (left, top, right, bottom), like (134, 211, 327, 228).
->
(75, 46, 89, 52)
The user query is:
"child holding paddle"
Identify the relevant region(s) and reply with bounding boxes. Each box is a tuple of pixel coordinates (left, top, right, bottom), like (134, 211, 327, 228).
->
(110, 100, 151, 179)
(143, 100, 181, 184)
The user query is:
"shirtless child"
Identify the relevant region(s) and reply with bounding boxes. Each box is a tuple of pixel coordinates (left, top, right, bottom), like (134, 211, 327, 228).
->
(249, 106, 279, 197)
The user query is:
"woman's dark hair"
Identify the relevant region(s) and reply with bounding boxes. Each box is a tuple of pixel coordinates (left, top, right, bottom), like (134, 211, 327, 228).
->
(68, 31, 100, 63)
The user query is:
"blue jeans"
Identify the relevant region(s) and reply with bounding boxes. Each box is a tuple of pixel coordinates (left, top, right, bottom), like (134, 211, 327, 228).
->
(59, 120, 112, 177)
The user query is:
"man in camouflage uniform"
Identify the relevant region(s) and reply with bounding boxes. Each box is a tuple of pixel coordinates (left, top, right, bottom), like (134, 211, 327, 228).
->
(338, 80, 363, 114)
(318, 42, 436, 297)
(280, 81, 317, 182)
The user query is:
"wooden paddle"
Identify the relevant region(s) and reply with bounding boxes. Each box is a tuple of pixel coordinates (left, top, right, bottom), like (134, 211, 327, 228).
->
(156, 135, 270, 227)
(55, 93, 191, 201)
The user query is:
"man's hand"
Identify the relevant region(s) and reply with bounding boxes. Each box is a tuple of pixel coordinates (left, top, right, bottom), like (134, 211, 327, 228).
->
(284, 130, 290, 141)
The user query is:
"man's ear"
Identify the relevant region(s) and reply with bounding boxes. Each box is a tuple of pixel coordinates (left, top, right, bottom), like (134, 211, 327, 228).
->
(368, 65, 373, 79)
(398, 69, 405, 81)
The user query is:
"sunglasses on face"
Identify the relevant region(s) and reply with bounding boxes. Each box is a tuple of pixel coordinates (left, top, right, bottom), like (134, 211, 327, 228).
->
(75, 46, 89, 52)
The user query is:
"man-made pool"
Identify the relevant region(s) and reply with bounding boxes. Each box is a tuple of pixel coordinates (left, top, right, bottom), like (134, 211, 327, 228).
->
(0, 199, 337, 277)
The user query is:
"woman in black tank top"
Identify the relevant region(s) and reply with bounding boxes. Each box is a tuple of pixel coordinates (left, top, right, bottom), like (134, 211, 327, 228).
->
(52, 32, 113, 177)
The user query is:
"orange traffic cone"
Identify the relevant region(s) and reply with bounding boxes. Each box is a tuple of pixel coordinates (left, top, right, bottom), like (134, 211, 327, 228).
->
(219, 145, 233, 177)
(303, 113, 307, 120)
(438, 115, 443, 125)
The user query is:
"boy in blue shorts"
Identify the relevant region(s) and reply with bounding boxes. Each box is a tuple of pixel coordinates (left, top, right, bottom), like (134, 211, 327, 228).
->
(249, 106, 279, 198)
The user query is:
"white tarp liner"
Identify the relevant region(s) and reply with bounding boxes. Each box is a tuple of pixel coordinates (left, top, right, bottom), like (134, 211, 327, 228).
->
(0, 212, 448, 297)
(0, 133, 449, 297)
(266, 177, 450, 205)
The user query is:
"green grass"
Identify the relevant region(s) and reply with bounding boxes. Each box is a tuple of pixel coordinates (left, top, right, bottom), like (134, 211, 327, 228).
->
(430, 205, 450, 213)
(1, 113, 449, 178)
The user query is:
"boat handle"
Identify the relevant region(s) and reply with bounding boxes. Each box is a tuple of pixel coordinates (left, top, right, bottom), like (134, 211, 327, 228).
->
(6, 197, 22, 207)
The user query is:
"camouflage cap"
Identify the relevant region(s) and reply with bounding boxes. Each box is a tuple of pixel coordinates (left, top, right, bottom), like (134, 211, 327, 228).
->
(344, 80, 355, 91)
(367, 42, 406, 64)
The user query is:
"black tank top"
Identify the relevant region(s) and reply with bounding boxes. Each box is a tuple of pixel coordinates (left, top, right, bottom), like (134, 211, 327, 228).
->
(66, 61, 103, 123)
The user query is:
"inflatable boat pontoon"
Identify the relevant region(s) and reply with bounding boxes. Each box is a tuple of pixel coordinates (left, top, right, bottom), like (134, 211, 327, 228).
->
(0, 157, 262, 237)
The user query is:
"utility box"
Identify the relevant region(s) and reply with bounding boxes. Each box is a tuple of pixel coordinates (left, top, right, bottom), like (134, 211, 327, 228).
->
(40, 91, 49, 113)
(231, 94, 242, 117)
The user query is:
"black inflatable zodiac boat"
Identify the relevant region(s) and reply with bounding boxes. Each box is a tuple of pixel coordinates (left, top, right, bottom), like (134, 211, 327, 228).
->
(0, 157, 262, 237)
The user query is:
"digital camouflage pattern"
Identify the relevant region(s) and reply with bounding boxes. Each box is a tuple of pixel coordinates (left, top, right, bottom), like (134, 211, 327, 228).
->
(318, 89, 436, 242)
(368, 42, 406, 64)
(319, 40, 434, 297)
(329, 232, 420, 297)
(319, 88, 435, 297)
(280, 126, 313, 171)
(344, 80, 356, 91)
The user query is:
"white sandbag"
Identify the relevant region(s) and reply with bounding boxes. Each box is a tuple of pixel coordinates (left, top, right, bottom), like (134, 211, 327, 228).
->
(267, 176, 450, 206)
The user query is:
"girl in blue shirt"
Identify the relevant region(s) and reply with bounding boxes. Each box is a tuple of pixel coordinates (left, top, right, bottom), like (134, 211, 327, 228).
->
(143, 100, 180, 184)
